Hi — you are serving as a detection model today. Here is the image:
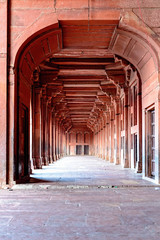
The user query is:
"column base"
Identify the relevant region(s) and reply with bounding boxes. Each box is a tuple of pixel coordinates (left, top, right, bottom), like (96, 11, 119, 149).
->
(42, 156, 49, 166)
(123, 160, 129, 168)
(48, 156, 53, 164)
(109, 158, 114, 163)
(41, 156, 45, 166)
(32, 158, 36, 169)
(114, 157, 120, 165)
(35, 157, 42, 169)
(135, 161, 142, 173)
(105, 155, 109, 161)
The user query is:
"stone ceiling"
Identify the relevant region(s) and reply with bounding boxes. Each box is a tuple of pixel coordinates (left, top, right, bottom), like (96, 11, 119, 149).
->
(36, 20, 132, 131)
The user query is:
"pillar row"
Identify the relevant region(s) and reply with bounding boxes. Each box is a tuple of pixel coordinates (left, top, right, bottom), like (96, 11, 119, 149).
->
(124, 88, 129, 168)
(114, 98, 121, 165)
(33, 86, 42, 169)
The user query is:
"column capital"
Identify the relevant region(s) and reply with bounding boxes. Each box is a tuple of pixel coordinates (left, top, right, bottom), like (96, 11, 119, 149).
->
(114, 96, 120, 103)
(33, 69, 40, 82)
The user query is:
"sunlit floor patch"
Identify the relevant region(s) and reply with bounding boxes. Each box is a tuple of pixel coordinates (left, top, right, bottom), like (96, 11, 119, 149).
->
(14, 156, 157, 189)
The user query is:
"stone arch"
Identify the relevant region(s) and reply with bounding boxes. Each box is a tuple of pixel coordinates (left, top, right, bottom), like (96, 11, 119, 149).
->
(8, 12, 160, 184)
(10, 18, 63, 183)
(109, 14, 160, 109)
(12, 12, 59, 66)
(108, 15, 160, 182)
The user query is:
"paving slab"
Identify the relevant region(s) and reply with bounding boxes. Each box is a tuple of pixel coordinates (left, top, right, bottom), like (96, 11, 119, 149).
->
(1, 156, 159, 239)
(1, 187, 160, 240)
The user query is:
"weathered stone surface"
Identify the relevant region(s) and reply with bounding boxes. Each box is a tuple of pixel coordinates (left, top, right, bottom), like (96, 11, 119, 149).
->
(0, 156, 159, 240)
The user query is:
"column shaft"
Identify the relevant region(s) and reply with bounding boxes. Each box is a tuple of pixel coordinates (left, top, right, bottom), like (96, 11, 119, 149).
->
(33, 87, 42, 169)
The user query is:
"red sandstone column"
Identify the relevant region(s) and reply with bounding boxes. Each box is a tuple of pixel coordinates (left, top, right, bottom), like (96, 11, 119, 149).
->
(104, 112, 108, 160)
(103, 125, 106, 159)
(96, 129, 98, 156)
(94, 132, 96, 156)
(103, 115, 106, 159)
(106, 112, 110, 161)
(45, 99, 49, 165)
(95, 131, 98, 156)
(52, 112, 56, 161)
(56, 120, 59, 159)
(109, 107, 114, 163)
(101, 121, 104, 159)
(99, 121, 102, 158)
(47, 102, 50, 163)
(94, 131, 96, 156)
(61, 125, 63, 157)
(105, 123, 108, 160)
(97, 126, 99, 157)
(0, 0, 7, 186)
(101, 119, 104, 159)
(59, 122, 62, 157)
(115, 98, 121, 165)
(136, 77, 142, 173)
(64, 130, 67, 156)
(8, 67, 15, 185)
(104, 113, 107, 160)
(55, 118, 59, 159)
(66, 132, 69, 155)
(33, 86, 42, 169)
(97, 124, 100, 157)
(40, 94, 44, 165)
(58, 121, 61, 158)
(62, 125, 64, 157)
(58, 122, 61, 157)
(62, 128, 64, 156)
(98, 123, 101, 157)
(128, 92, 131, 169)
(50, 103, 54, 162)
(41, 94, 48, 165)
(124, 88, 129, 168)
(96, 127, 98, 156)
(100, 121, 103, 158)
(48, 101, 52, 164)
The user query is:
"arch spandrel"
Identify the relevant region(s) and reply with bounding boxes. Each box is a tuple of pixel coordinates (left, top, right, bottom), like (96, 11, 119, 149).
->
(12, 12, 59, 66)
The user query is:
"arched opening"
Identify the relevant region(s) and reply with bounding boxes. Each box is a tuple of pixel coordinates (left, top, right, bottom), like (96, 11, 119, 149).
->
(11, 15, 160, 184)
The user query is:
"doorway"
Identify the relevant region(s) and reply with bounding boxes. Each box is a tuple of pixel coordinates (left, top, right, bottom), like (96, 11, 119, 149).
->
(84, 145, 89, 155)
(134, 134, 137, 169)
(76, 145, 82, 155)
(146, 108, 155, 179)
(18, 103, 29, 181)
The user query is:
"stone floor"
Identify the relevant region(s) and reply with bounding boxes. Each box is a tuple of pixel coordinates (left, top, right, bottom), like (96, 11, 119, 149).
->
(1, 156, 160, 240)
(16, 156, 156, 189)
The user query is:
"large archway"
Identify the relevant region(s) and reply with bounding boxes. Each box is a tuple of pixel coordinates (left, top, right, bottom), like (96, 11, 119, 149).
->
(8, 12, 160, 185)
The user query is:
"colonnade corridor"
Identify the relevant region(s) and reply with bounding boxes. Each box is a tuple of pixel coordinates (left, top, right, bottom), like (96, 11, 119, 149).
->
(15, 156, 155, 188)
(1, 156, 160, 240)
(2, 1, 160, 239)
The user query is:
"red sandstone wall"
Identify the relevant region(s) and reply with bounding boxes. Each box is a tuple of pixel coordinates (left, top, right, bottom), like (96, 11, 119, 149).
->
(0, 1, 7, 187)
(10, 1, 160, 64)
